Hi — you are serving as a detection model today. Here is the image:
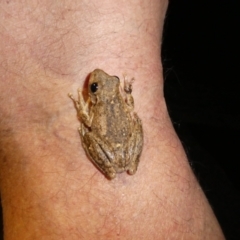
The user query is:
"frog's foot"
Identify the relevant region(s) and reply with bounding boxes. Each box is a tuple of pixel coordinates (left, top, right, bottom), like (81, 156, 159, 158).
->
(82, 132, 117, 179)
(68, 92, 80, 109)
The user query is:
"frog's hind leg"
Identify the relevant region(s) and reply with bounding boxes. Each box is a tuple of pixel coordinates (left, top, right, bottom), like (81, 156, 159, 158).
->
(127, 113, 143, 175)
(81, 131, 117, 179)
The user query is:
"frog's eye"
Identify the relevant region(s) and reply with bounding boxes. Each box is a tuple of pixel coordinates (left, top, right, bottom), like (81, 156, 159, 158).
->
(90, 82, 98, 93)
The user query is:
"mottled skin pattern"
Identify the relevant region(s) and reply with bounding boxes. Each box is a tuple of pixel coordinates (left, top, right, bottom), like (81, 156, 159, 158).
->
(69, 69, 143, 179)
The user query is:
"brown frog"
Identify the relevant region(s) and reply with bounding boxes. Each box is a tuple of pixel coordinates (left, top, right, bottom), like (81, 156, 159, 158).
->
(69, 69, 143, 179)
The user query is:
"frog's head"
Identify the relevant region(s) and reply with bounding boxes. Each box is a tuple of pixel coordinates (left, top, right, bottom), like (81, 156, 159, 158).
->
(88, 69, 120, 104)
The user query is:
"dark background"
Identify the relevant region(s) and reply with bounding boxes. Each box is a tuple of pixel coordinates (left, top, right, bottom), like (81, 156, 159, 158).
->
(162, 0, 240, 239)
(1, 0, 239, 239)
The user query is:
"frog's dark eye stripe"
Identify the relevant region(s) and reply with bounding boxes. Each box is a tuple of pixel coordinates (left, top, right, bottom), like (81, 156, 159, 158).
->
(90, 82, 98, 93)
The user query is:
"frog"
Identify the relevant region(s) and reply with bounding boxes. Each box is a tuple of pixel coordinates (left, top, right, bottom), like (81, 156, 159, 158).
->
(69, 69, 143, 179)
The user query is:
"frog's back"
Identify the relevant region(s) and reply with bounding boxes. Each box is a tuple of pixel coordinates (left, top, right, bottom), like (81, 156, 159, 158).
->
(91, 94, 132, 144)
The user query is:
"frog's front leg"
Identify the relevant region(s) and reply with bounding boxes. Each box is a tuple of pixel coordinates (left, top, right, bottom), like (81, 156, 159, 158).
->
(81, 131, 117, 179)
(68, 89, 93, 127)
(126, 113, 143, 175)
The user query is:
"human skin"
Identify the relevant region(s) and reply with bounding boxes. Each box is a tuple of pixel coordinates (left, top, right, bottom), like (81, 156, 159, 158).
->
(0, 0, 225, 239)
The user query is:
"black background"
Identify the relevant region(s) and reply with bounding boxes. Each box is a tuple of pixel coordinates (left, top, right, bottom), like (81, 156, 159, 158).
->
(1, 0, 239, 239)
(162, 0, 240, 239)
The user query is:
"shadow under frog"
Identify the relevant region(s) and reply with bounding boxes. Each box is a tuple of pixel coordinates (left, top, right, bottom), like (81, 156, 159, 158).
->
(69, 69, 143, 179)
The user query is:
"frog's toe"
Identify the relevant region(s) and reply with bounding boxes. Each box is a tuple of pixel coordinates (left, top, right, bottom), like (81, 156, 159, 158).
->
(127, 166, 137, 175)
(106, 170, 116, 180)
